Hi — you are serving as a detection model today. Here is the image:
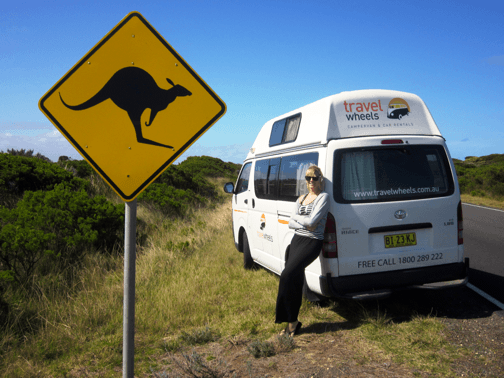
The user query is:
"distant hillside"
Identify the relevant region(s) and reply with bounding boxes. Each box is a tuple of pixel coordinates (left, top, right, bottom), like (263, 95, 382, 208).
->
(453, 153, 504, 167)
(453, 153, 504, 198)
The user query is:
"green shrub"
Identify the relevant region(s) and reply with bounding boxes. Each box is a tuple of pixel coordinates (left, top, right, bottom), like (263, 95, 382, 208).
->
(138, 183, 207, 216)
(0, 183, 124, 287)
(457, 176, 468, 193)
(178, 155, 241, 180)
(178, 327, 220, 346)
(154, 164, 216, 198)
(275, 333, 296, 353)
(57, 159, 94, 179)
(483, 166, 504, 186)
(492, 182, 504, 197)
(2, 148, 51, 162)
(0, 153, 87, 197)
(247, 339, 276, 358)
(470, 190, 485, 197)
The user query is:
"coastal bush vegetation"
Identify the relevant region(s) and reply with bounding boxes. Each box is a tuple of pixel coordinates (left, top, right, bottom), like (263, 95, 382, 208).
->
(453, 154, 504, 199)
(0, 150, 240, 371)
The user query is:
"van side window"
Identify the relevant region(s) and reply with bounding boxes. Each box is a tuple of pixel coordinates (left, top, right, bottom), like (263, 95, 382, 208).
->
(278, 152, 319, 202)
(269, 114, 301, 146)
(270, 120, 286, 146)
(235, 162, 252, 194)
(254, 158, 280, 199)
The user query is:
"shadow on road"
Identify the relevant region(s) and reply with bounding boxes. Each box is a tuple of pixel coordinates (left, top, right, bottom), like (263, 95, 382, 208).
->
(468, 268, 504, 304)
(319, 284, 501, 327)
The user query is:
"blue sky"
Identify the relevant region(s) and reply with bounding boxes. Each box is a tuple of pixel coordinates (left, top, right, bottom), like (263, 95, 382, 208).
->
(1, 0, 503, 164)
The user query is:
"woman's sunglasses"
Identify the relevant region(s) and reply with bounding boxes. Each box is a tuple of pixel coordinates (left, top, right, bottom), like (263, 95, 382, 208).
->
(305, 176, 320, 182)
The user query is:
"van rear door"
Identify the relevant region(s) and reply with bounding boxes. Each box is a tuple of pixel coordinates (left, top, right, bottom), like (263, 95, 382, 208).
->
(332, 141, 459, 277)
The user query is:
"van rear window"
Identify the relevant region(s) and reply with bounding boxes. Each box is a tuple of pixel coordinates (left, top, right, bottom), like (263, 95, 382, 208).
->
(333, 145, 454, 203)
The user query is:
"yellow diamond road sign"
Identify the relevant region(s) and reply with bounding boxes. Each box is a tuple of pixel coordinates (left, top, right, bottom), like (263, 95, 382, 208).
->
(39, 11, 226, 201)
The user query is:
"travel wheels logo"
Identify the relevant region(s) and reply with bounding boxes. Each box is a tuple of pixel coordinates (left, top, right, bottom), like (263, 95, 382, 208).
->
(257, 213, 273, 242)
(387, 98, 410, 120)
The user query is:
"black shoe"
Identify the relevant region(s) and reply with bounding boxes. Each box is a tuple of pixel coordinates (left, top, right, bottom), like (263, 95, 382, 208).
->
(289, 321, 302, 336)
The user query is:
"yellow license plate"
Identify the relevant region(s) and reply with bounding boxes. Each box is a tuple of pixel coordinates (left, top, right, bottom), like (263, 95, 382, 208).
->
(384, 232, 417, 248)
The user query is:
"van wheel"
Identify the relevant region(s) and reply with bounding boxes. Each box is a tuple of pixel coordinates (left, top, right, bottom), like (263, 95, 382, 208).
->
(242, 233, 256, 270)
(398, 114, 402, 120)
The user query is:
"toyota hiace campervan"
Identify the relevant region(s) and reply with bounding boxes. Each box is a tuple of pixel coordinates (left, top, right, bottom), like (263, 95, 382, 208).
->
(224, 90, 468, 300)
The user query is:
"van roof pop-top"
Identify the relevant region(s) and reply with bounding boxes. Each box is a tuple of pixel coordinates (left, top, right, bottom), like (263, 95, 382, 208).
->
(247, 89, 440, 159)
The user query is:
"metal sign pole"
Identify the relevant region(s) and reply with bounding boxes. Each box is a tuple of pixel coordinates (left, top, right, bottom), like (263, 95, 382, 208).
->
(123, 199, 137, 378)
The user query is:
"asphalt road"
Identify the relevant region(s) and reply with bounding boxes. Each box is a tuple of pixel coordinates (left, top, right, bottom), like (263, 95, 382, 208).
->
(463, 203, 504, 305)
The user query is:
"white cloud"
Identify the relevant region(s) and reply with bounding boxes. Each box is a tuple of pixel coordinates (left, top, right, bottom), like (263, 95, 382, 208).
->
(0, 129, 78, 162)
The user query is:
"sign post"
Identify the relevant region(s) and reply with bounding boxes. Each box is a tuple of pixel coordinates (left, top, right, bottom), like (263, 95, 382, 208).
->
(39, 11, 226, 377)
(123, 199, 137, 377)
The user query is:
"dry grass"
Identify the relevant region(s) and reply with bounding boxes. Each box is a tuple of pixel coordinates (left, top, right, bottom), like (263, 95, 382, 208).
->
(461, 193, 504, 210)
(0, 181, 289, 377)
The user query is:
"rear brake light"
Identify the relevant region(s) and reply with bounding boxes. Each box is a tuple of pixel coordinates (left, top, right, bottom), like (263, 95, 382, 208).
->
(322, 212, 338, 258)
(381, 139, 404, 144)
(457, 201, 463, 245)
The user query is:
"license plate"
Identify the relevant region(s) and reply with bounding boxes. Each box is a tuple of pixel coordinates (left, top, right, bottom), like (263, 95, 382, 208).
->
(384, 232, 417, 248)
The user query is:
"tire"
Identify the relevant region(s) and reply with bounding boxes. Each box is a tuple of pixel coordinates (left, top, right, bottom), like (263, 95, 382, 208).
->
(242, 233, 256, 270)
(398, 114, 402, 120)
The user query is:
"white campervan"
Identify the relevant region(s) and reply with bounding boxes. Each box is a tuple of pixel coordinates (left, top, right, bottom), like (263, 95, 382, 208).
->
(224, 89, 468, 300)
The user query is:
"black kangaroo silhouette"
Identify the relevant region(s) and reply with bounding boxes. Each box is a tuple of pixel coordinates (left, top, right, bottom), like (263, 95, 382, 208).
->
(59, 66, 192, 149)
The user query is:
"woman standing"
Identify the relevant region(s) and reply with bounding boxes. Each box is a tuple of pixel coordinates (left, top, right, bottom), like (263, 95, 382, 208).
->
(276, 165, 329, 336)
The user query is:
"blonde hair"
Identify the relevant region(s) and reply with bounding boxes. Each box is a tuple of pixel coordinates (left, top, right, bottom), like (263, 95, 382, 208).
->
(306, 165, 323, 179)
(305, 165, 324, 191)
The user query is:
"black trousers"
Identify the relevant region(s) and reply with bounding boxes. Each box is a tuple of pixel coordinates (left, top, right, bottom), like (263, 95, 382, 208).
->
(275, 234, 324, 323)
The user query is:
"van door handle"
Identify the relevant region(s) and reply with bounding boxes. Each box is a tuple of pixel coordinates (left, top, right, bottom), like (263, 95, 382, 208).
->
(252, 199, 255, 208)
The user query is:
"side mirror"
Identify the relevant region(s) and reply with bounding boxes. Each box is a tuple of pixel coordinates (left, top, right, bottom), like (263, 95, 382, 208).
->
(223, 182, 234, 194)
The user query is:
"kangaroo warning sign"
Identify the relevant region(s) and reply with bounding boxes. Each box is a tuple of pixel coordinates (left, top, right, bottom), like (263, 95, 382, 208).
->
(39, 11, 226, 201)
